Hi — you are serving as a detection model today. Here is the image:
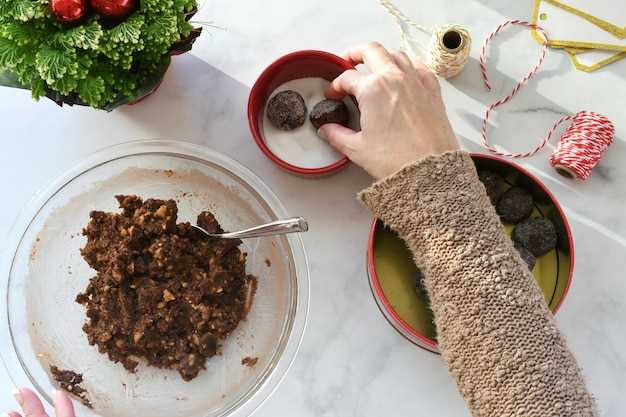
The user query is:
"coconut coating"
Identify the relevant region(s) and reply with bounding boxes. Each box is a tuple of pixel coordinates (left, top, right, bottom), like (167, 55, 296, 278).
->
(478, 170, 508, 205)
(266, 90, 307, 130)
(512, 218, 558, 257)
(496, 187, 534, 224)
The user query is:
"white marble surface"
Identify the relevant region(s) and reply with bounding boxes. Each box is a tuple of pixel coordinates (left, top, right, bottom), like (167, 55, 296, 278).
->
(1, 0, 625, 416)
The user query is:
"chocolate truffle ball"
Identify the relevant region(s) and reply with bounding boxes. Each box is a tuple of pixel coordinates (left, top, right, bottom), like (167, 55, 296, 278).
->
(549, 209, 570, 252)
(266, 90, 307, 130)
(514, 241, 537, 270)
(478, 170, 508, 205)
(518, 175, 551, 204)
(512, 218, 557, 257)
(309, 99, 350, 129)
(496, 187, 534, 224)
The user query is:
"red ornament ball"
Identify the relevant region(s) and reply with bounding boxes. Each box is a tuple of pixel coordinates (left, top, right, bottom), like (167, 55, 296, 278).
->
(90, 0, 137, 21)
(50, 0, 87, 23)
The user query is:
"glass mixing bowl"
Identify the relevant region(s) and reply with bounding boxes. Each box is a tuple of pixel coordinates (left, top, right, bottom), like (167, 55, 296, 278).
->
(0, 140, 309, 417)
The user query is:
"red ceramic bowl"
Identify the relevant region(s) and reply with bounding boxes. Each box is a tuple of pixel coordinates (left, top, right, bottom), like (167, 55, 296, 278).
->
(367, 153, 576, 353)
(248, 50, 355, 176)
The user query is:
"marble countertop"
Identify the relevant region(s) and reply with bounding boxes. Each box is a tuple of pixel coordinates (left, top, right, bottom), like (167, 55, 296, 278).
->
(1, 0, 625, 416)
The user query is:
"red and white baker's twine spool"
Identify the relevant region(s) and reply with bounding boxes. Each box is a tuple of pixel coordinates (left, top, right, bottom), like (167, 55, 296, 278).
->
(548, 112, 615, 180)
(479, 19, 615, 180)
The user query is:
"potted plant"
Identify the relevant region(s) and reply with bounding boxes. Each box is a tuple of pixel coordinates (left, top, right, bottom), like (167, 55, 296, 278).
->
(0, 0, 202, 111)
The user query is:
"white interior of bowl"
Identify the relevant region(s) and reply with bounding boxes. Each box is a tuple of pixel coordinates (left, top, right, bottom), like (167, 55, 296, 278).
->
(2, 142, 308, 417)
(261, 77, 360, 169)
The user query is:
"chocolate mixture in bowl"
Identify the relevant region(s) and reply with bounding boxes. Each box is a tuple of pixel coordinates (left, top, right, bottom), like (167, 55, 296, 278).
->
(76, 195, 257, 381)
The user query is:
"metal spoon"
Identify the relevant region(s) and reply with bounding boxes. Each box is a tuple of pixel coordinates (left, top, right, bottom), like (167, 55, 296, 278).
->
(192, 217, 308, 239)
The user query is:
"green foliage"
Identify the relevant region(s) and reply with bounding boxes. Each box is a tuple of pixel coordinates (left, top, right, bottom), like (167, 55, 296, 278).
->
(0, 0, 49, 22)
(51, 21, 103, 50)
(0, 38, 26, 67)
(0, 0, 198, 109)
(78, 73, 105, 105)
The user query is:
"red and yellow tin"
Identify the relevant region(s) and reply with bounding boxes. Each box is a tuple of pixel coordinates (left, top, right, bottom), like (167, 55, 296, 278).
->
(367, 153, 575, 352)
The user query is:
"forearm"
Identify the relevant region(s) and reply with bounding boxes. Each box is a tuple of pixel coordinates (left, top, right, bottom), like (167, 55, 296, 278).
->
(360, 151, 597, 417)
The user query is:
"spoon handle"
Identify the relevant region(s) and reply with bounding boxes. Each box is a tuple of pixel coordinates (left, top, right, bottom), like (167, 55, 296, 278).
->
(213, 217, 308, 239)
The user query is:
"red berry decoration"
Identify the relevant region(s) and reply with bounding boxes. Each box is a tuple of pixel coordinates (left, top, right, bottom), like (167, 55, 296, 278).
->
(50, 0, 87, 23)
(90, 0, 137, 21)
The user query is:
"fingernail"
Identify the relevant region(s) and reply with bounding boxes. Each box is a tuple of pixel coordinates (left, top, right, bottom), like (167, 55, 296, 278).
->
(12, 389, 23, 406)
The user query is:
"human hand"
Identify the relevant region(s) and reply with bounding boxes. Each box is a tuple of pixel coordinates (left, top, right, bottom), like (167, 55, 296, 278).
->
(318, 42, 460, 179)
(8, 387, 75, 417)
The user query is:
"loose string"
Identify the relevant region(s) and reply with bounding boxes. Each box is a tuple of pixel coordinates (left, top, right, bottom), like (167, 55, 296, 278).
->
(480, 19, 614, 180)
(479, 20, 549, 157)
(379, 0, 471, 78)
(378, 0, 433, 52)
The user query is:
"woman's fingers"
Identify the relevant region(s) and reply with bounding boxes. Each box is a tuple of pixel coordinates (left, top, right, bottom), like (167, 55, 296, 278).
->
(11, 388, 76, 417)
(411, 54, 430, 75)
(317, 123, 361, 157)
(53, 391, 75, 417)
(13, 388, 48, 417)
(326, 69, 364, 100)
(390, 50, 414, 72)
(411, 55, 440, 92)
(345, 42, 397, 72)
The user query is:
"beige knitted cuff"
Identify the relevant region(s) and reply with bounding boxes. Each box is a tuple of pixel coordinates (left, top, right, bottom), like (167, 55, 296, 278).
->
(358, 150, 476, 212)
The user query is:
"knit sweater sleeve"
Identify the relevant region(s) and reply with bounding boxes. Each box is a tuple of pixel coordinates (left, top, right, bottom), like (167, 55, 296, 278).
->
(359, 150, 597, 417)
